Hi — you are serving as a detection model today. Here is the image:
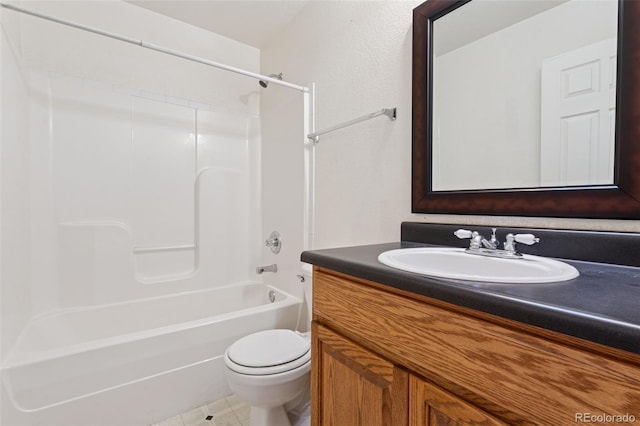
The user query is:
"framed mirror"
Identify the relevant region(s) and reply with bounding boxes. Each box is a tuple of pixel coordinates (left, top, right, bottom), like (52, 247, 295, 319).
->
(412, 0, 640, 218)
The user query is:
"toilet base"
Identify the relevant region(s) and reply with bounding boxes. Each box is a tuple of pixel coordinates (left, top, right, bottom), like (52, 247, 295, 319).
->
(250, 405, 290, 426)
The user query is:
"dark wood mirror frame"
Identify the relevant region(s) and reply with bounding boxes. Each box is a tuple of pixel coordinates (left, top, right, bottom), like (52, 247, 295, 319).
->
(412, 0, 640, 218)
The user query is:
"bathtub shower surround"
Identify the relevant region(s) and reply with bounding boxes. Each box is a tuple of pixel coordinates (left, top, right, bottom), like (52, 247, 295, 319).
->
(31, 72, 260, 297)
(2, 284, 299, 425)
(1, 2, 302, 425)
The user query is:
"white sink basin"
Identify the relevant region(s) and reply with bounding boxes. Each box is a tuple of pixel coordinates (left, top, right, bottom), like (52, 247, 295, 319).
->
(378, 247, 579, 283)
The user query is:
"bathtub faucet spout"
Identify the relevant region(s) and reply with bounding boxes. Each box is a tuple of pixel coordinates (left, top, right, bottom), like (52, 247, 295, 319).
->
(256, 264, 278, 274)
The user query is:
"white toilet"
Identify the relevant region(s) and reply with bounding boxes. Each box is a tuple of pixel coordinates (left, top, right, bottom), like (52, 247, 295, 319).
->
(224, 268, 312, 426)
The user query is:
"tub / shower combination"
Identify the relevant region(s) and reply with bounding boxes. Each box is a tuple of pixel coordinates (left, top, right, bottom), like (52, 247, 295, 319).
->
(1, 283, 301, 425)
(1, 3, 311, 425)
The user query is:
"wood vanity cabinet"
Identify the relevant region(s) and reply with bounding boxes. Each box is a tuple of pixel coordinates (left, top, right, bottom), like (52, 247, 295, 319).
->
(312, 323, 408, 425)
(310, 267, 640, 426)
(409, 376, 507, 426)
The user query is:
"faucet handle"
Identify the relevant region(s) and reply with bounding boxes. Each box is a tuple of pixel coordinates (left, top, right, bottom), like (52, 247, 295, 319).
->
(265, 231, 281, 254)
(455, 229, 482, 249)
(514, 233, 540, 245)
(504, 233, 539, 255)
(454, 229, 473, 239)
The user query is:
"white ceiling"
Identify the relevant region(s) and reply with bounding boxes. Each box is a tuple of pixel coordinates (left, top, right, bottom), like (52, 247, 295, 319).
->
(434, 0, 569, 56)
(126, 0, 310, 48)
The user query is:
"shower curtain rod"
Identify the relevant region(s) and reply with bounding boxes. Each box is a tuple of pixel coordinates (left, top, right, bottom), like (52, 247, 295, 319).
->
(0, 2, 309, 93)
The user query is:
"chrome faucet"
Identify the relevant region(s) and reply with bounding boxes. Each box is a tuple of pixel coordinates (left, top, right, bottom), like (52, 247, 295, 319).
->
(454, 228, 539, 259)
(256, 264, 278, 274)
(485, 227, 499, 249)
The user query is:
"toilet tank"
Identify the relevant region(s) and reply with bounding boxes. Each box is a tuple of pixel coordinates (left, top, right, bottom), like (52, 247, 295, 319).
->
(300, 263, 313, 326)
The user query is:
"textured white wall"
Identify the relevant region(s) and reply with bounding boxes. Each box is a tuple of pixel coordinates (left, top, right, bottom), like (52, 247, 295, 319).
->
(262, 1, 421, 253)
(262, 0, 640, 262)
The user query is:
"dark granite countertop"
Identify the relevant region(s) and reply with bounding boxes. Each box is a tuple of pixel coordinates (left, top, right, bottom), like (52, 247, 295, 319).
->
(301, 223, 640, 355)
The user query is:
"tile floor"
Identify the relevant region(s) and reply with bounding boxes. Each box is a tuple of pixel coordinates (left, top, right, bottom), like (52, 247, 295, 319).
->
(152, 394, 310, 426)
(152, 394, 249, 426)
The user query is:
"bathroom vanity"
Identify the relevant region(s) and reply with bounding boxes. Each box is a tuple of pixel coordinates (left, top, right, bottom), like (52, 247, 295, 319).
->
(301, 223, 640, 425)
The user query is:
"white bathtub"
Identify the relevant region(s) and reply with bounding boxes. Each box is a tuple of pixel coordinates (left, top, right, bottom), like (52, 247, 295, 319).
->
(1, 283, 301, 426)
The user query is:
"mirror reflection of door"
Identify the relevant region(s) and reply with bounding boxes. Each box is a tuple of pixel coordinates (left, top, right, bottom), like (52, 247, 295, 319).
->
(430, 0, 618, 192)
(540, 39, 616, 187)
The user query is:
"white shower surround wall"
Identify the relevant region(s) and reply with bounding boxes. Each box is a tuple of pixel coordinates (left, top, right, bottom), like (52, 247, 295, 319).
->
(0, 2, 295, 425)
(29, 68, 261, 299)
(2, 0, 263, 347)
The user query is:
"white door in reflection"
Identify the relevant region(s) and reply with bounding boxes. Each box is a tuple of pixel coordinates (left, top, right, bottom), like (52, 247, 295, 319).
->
(540, 38, 617, 187)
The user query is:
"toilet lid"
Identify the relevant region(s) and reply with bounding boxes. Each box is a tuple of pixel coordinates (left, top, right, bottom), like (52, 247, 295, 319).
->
(227, 329, 310, 368)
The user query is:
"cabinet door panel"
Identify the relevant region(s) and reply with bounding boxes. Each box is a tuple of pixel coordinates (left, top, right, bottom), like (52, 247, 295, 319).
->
(410, 375, 508, 426)
(312, 323, 408, 426)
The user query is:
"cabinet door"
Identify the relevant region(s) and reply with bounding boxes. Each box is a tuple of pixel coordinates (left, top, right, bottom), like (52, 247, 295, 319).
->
(312, 323, 408, 426)
(409, 375, 507, 426)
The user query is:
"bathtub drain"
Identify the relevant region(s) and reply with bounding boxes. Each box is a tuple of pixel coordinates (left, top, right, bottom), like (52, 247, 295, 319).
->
(269, 290, 276, 303)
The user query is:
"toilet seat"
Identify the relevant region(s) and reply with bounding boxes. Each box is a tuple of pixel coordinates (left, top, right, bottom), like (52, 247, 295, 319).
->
(225, 329, 311, 376)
